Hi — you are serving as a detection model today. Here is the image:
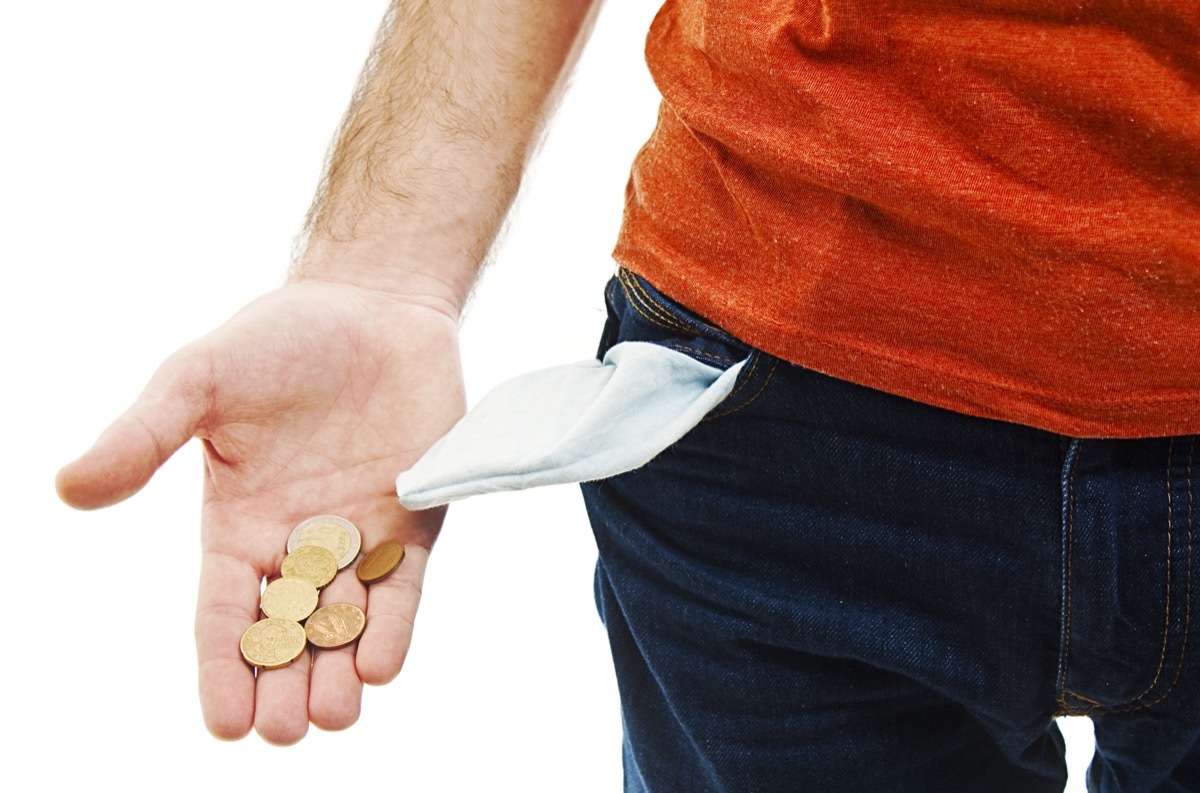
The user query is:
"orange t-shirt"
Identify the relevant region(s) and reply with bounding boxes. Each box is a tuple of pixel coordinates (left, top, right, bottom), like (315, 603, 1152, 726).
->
(613, 0, 1200, 438)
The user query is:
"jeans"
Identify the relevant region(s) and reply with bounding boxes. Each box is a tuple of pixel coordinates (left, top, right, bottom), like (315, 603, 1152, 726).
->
(581, 270, 1200, 792)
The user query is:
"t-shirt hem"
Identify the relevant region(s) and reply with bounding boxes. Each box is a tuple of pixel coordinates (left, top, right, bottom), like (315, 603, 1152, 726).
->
(615, 252, 1200, 440)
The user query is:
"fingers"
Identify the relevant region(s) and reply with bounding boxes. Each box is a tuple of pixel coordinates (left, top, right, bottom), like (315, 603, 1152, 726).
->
(195, 549, 260, 741)
(253, 647, 313, 745)
(198, 505, 433, 742)
(307, 566, 367, 732)
(56, 349, 210, 510)
(356, 544, 429, 686)
(197, 545, 319, 746)
(307, 541, 428, 730)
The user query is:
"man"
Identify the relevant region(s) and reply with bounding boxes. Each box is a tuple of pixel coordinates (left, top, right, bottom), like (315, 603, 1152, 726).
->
(56, 1, 1200, 790)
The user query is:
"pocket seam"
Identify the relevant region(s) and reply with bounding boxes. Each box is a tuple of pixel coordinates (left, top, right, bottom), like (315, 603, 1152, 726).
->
(705, 353, 779, 421)
(613, 268, 778, 421)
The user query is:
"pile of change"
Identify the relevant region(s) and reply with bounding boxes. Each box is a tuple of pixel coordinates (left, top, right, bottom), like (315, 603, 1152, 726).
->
(239, 515, 406, 669)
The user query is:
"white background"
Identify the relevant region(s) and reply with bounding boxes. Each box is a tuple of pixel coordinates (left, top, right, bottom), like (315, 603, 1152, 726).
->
(3, 2, 1092, 790)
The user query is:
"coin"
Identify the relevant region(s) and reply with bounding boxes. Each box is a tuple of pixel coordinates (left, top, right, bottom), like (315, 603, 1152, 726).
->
(305, 603, 367, 649)
(240, 617, 307, 669)
(287, 515, 361, 569)
(280, 545, 339, 589)
(356, 541, 406, 584)
(260, 577, 319, 622)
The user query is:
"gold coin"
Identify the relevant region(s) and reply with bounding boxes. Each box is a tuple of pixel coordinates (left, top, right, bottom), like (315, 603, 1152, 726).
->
(356, 541, 406, 584)
(287, 515, 361, 569)
(305, 603, 367, 649)
(281, 545, 339, 589)
(240, 617, 307, 669)
(260, 577, 319, 622)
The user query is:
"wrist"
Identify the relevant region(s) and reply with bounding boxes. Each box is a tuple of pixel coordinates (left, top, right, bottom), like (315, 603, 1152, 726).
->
(291, 232, 481, 322)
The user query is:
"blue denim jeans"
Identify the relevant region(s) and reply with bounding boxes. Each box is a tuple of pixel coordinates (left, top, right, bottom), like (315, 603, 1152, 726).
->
(581, 270, 1200, 792)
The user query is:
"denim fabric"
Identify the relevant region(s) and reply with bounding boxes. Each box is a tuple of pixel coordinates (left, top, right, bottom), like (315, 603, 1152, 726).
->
(581, 270, 1200, 793)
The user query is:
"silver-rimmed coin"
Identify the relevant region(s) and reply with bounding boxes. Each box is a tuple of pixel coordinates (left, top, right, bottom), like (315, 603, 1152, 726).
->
(286, 515, 361, 570)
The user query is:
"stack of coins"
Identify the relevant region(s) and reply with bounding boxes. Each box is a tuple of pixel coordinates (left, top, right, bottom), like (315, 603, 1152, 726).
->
(239, 515, 407, 670)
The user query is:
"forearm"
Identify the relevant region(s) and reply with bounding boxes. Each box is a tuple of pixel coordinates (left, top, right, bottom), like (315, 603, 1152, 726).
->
(292, 0, 601, 315)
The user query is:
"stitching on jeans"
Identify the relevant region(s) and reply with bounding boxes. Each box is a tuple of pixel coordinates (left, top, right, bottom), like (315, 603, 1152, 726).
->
(701, 353, 760, 422)
(619, 268, 686, 331)
(618, 271, 688, 334)
(615, 270, 743, 368)
(1187, 439, 1196, 685)
(1107, 438, 1181, 713)
(1134, 437, 1176, 704)
(1058, 439, 1195, 716)
(706, 355, 779, 421)
(1154, 436, 1195, 705)
(1183, 439, 1196, 690)
(624, 268, 714, 334)
(618, 270, 693, 335)
(1057, 441, 1081, 714)
(1062, 691, 1103, 711)
(1119, 438, 1176, 708)
(624, 270, 691, 332)
(664, 342, 735, 365)
(1115, 436, 1195, 713)
(617, 270, 685, 333)
(712, 353, 760, 411)
(620, 268, 728, 337)
(613, 268, 776, 422)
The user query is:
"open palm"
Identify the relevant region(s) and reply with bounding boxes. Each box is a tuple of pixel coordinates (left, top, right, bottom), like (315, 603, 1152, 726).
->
(57, 280, 466, 744)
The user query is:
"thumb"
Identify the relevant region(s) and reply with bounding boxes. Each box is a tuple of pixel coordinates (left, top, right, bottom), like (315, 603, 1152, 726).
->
(56, 351, 210, 510)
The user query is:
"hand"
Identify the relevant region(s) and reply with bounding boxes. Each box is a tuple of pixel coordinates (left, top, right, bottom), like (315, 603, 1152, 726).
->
(56, 280, 466, 744)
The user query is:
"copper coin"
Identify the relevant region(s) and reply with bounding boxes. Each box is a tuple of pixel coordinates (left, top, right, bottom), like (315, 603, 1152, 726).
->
(305, 603, 366, 649)
(356, 541, 406, 584)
